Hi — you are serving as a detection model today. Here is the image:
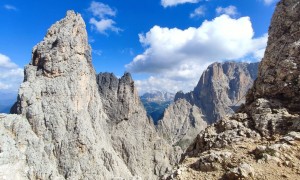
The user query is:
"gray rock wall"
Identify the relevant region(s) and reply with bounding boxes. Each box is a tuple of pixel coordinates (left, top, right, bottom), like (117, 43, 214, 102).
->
(246, 0, 300, 112)
(97, 72, 181, 179)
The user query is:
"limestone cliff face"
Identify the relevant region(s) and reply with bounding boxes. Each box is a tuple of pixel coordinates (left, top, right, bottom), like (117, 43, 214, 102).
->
(3, 11, 179, 179)
(196, 62, 258, 123)
(97, 72, 180, 178)
(176, 61, 259, 123)
(0, 114, 64, 179)
(168, 1, 300, 179)
(157, 62, 258, 149)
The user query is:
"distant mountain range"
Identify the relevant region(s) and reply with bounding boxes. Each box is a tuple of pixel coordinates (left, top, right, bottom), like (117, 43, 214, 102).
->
(0, 91, 17, 113)
(140, 91, 175, 124)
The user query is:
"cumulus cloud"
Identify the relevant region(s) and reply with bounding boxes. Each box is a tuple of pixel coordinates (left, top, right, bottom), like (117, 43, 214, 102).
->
(216, 6, 238, 16)
(126, 15, 268, 94)
(161, 0, 200, 8)
(88, 1, 121, 34)
(0, 54, 23, 91)
(190, 6, 206, 18)
(88, 1, 116, 18)
(4, 5, 17, 11)
(263, 0, 279, 5)
(92, 49, 102, 56)
(135, 76, 198, 95)
(90, 18, 121, 34)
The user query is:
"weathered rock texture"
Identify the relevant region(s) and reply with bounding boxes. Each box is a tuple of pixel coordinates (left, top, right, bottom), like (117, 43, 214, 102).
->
(157, 99, 207, 149)
(246, 0, 300, 112)
(0, 114, 63, 179)
(97, 72, 180, 178)
(10, 11, 133, 179)
(176, 61, 259, 124)
(3, 11, 179, 179)
(157, 62, 258, 149)
(168, 0, 300, 179)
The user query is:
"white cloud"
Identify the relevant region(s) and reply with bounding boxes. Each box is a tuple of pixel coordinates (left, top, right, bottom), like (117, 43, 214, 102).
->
(88, 1, 121, 35)
(216, 6, 238, 16)
(92, 49, 102, 56)
(0, 54, 23, 91)
(126, 15, 267, 93)
(190, 6, 206, 18)
(161, 0, 200, 8)
(88, 1, 116, 18)
(90, 18, 121, 34)
(4, 5, 17, 11)
(263, 0, 279, 5)
(135, 76, 198, 95)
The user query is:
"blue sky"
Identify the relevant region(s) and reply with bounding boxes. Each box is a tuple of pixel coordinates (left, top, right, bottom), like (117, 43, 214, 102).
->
(0, 0, 279, 97)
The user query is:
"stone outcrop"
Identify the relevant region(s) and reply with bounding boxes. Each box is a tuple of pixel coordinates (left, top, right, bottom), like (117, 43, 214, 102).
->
(157, 62, 258, 149)
(246, 0, 300, 112)
(168, 0, 300, 179)
(2, 11, 179, 179)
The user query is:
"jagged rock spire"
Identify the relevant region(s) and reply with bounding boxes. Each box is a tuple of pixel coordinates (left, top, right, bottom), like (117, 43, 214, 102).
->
(11, 11, 133, 179)
(30, 10, 92, 78)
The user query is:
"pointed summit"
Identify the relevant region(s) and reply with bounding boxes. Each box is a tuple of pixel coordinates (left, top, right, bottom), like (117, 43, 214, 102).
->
(31, 10, 91, 78)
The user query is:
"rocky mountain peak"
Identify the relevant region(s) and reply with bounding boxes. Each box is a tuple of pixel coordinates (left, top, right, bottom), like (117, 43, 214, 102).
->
(97, 72, 140, 123)
(30, 10, 91, 78)
(174, 61, 259, 124)
(157, 61, 258, 150)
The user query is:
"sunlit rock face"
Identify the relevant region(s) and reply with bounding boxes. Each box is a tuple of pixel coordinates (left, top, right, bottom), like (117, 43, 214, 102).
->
(157, 61, 258, 149)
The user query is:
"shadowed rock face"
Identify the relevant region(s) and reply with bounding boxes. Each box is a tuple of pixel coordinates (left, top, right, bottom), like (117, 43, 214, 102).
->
(97, 72, 138, 124)
(3, 11, 179, 179)
(97, 72, 181, 178)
